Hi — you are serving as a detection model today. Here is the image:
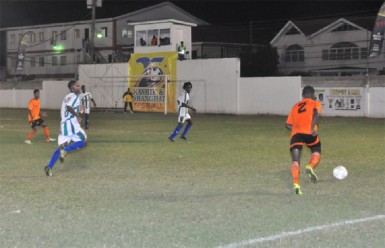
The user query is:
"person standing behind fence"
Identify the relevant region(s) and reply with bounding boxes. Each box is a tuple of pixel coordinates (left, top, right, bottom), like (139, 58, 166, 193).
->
(178, 41, 186, 60)
(25, 89, 56, 144)
(80, 85, 96, 129)
(286, 85, 322, 195)
(122, 88, 134, 114)
(169, 82, 196, 142)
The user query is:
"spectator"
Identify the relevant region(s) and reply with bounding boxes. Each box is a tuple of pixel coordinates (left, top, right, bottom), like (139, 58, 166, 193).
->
(151, 36, 157, 46)
(140, 38, 146, 46)
(178, 41, 186, 60)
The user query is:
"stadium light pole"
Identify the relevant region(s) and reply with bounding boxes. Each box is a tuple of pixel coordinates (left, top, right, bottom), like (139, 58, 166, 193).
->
(90, 0, 96, 63)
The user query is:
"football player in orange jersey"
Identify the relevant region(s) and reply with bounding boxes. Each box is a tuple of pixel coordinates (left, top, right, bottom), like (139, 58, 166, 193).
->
(25, 89, 56, 144)
(286, 86, 322, 195)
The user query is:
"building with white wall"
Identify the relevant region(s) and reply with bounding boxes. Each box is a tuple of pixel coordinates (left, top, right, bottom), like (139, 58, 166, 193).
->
(2, 2, 208, 80)
(271, 17, 385, 76)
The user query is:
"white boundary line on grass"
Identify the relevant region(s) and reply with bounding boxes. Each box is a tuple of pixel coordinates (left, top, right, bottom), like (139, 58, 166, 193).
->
(217, 214, 385, 248)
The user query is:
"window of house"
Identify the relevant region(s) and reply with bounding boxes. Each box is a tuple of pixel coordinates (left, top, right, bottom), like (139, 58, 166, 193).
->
(352, 47, 360, 59)
(322, 49, 329, 60)
(360, 48, 368, 59)
(135, 28, 171, 46)
(52, 31, 57, 44)
(136, 31, 147, 46)
(10, 34, 15, 44)
(60, 56, 66, 65)
(39, 32, 44, 42)
(102, 27, 108, 37)
(77, 54, 81, 64)
(285, 44, 304, 62)
(148, 29, 159, 45)
(323, 42, 366, 61)
(159, 29, 170, 45)
(39, 57, 45, 66)
(52, 56, 58, 66)
(122, 29, 132, 38)
(74, 29, 80, 38)
(60, 30, 66, 40)
(30, 33, 36, 43)
(31, 57, 36, 67)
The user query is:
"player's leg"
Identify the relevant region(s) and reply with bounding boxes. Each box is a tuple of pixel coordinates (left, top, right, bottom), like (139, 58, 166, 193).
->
(290, 134, 304, 195)
(63, 130, 87, 153)
(129, 102, 134, 114)
(40, 119, 56, 142)
(45, 136, 69, 176)
(124, 102, 128, 113)
(305, 135, 321, 183)
(84, 113, 89, 129)
(180, 117, 192, 141)
(25, 121, 38, 144)
(169, 116, 184, 142)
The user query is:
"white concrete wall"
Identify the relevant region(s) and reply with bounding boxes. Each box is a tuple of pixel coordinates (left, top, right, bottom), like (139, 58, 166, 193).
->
(239, 77, 301, 115)
(369, 87, 385, 118)
(78, 63, 130, 109)
(0, 59, 384, 118)
(176, 58, 240, 114)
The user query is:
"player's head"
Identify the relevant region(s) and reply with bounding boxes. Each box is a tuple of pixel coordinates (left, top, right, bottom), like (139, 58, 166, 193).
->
(127, 87, 131, 92)
(81, 85, 86, 93)
(68, 80, 81, 94)
(33, 89, 40, 98)
(183, 82, 192, 93)
(302, 86, 316, 99)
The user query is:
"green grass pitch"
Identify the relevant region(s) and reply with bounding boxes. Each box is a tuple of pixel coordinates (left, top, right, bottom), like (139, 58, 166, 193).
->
(0, 108, 384, 247)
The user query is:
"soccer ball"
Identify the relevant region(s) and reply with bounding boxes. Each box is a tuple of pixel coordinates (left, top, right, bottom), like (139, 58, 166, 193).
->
(333, 165, 348, 180)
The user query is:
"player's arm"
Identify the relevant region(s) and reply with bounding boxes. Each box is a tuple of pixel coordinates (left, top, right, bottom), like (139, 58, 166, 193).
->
(28, 109, 34, 121)
(91, 98, 97, 107)
(285, 123, 292, 130)
(311, 109, 319, 136)
(66, 105, 82, 123)
(285, 110, 293, 130)
(181, 102, 196, 113)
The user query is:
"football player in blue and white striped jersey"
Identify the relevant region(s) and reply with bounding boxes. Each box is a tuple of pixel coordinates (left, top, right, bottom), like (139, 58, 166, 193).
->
(44, 80, 87, 176)
(169, 82, 196, 142)
(80, 85, 96, 129)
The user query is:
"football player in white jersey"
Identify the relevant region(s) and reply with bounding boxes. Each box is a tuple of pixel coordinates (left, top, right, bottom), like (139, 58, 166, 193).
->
(44, 80, 87, 176)
(168, 82, 196, 142)
(80, 85, 97, 129)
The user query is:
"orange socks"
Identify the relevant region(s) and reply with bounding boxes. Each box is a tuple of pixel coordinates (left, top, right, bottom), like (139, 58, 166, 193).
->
(291, 161, 300, 185)
(43, 127, 50, 140)
(308, 152, 321, 169)
(26, 130, 36, 141)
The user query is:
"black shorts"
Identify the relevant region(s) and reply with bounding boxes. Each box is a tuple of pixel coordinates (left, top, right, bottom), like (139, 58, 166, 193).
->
(290, 133, 321, 153)
(31, 118, 45, 128)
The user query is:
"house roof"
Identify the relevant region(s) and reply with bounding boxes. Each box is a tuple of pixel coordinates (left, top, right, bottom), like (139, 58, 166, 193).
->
(0, 1, 208, 32)
(270, 15, 376, 44)
(113, 2, 209, 26)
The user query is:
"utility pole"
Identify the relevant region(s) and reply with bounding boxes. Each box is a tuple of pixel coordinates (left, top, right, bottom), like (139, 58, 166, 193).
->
(87, 0, 102, 63)
(90, 0, 96, 63)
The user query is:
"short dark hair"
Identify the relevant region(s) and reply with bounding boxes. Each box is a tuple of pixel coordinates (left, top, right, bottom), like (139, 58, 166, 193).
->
(68, 80, 77, 89)
(302, 85, 315, 96)
(33, 89, 40, 94)
(183, 81, 192, 89)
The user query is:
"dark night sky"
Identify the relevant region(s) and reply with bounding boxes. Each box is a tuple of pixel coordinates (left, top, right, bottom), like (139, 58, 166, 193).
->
(0, 0, 383, 28)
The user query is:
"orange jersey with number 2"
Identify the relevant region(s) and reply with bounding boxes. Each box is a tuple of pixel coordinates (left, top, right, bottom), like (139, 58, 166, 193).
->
(286, 98, 322, 137)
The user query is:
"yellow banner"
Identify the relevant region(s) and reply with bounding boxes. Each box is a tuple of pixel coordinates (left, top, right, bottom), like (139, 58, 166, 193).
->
(128, 52, 177, 112)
